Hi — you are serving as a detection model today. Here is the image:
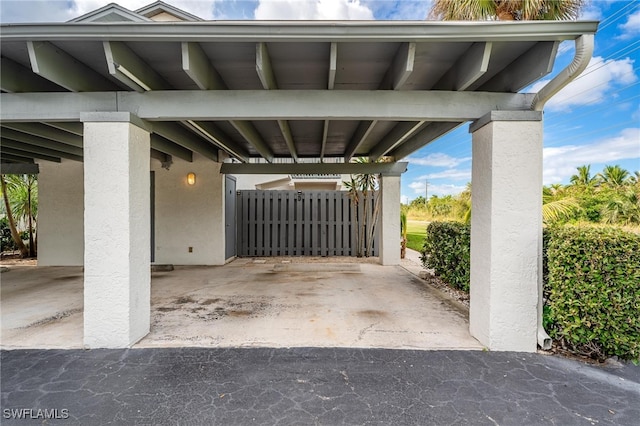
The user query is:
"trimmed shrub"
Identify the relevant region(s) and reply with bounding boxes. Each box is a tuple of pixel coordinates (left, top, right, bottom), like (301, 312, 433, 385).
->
(421, 221, 470, 291)
(545, 226, 640, 360)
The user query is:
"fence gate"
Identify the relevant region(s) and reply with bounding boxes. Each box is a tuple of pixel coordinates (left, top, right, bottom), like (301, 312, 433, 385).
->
(237, 190, 379, 257)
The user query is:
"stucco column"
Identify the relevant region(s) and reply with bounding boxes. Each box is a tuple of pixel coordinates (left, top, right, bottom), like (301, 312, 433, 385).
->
(81, 112, 151, 348)
(379, 174, 401, 266)
(469, 111, 543, 352)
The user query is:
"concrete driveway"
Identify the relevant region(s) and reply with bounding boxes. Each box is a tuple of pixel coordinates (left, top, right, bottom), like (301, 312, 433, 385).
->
(1, 258, 481, 350)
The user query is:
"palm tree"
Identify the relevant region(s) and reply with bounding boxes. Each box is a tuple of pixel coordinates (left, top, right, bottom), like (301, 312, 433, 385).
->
(601, 189, 640, 225)
(429, 0, 585, 21)
(344, 158, 381, 257)
(0, 174, 29, 257)
(598, 165, 630, 188)
(569, 165, 598, 188)
(4, 174, 38, 256)
(542, 185, 580, 224)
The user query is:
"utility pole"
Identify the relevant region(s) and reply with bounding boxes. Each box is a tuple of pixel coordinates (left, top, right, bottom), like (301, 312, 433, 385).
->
(425, 179, 428, 206)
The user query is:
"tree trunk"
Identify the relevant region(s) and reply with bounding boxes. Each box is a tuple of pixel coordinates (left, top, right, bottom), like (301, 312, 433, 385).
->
(366, 190, 381, 257)
(27, 183, 35, 257)
(0, 175, 28, 257)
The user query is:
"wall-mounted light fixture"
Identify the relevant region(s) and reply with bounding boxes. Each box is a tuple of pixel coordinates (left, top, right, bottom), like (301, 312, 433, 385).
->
(187, 172, 196, 186)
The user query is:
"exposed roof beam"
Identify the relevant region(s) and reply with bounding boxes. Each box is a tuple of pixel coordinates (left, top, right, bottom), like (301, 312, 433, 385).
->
(0, 163, 39, 174)
(479, 41, 559, 92)
(256, 42, 297, 162)
(181, 41, 266, 163)
(43, 121, 84, 136)
(320, 120, 330, 161)
(321, 42, 337, 162)
(1, 21, 598, 43)
(1, 138, 82, 161)
(184, 121, 250, 162)
(390, 122, 463, 160)
(369, 121, 426, 161)
(345, 120, 377, 161)
(104, 41, 219, 162)
(0, 153, 34, 163)
(181, 42, 226, 90)
(434, 42, 493, 91)
(0, 128, 83, 156)
(104, 41, 171, 91)
(1, 56, 62, 93)
(27, 41, 115, 91)
(360, 42, 415, 160)
(2, 122, 82, 147)
(150, 134, 193, 162)
(328, 42, 337, 90)
(256, 42, 277, 89)
(230, 120, 274, 163)
(381, 42, 416, 90)
(1, 91, 536, 122)
(221, 161, 408, 176)
(152, 121, 218, 161)
(1, 146, 61, 163)
(276, 120, 297, 162)
(150, 149, 172, 167)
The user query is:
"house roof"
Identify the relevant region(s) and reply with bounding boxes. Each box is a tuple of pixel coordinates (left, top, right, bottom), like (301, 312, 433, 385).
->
(0, 2, 598, 168)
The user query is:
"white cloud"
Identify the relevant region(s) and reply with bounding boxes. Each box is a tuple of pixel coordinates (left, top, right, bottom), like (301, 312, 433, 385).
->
(529, 56, 637, 112)
(255, 0, 374, 20)
(414, 169, 471, 181)
(579, 3, 603, 21)
(408, 181, 465, 197)
(618, 9, 640, 39)
(543, 127, 640, 184)
(407, 153, 470, 168)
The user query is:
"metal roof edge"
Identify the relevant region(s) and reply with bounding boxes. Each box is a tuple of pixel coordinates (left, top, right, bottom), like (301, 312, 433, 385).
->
(0, 20, 599, 43)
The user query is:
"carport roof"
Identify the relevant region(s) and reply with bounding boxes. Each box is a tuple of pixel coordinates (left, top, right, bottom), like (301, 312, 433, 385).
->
(0, 5, 598, 169)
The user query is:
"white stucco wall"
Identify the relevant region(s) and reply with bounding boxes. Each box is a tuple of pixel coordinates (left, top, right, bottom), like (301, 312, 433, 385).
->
(37, 160, 84, 266)
(379, 175, 401, 266)
(37, 155, 226, 266)
(151, 153, 226, 265)
(83, 118, 150, 348)
(469, 113, 542, 352)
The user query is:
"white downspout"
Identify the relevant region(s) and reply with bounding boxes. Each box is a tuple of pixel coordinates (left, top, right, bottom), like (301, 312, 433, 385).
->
(532, 34, 594, 111)
(532, 34, 594, 350)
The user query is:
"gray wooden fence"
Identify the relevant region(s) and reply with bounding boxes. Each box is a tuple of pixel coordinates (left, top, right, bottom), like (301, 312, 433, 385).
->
(237, 190, 379, 257)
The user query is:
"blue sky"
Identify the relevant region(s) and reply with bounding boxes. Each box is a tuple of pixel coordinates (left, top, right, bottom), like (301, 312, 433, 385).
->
(1, 0, 638, 202)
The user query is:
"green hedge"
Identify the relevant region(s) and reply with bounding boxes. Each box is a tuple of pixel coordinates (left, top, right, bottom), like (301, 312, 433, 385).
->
(421, 221, 640, 361)
(545, 226, 640, 360)
(421, 221, 470, 292)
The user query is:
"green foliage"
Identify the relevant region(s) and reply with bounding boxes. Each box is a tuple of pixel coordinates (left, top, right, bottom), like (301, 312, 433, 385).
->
(421, 221, 470, 291)
(545, 226, 640, 361)
(0, 217, 18, 252)
(423, 220, 639, 360)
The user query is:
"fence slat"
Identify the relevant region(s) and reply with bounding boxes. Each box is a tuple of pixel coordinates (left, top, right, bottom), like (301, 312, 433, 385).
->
(237, 190, 378, 257)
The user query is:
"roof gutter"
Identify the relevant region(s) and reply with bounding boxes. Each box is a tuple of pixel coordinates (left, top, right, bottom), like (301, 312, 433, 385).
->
(531, 34, 594, 111)
(532, 33, 594, 351)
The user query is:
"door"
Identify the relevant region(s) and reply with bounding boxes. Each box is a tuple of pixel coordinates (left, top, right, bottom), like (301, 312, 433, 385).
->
(225, 175, 237, 259)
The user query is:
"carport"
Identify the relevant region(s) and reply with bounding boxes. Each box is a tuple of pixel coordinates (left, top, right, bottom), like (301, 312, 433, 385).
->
(0, 2, 597, 351)
(1, 259, 482, 350)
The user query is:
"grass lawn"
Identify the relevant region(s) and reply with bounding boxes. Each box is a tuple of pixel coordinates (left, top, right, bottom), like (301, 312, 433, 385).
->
(405, 220, 429, 252)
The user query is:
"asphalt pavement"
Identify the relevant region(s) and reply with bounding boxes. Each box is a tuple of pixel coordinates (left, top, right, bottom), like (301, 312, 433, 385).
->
(2, 347, 639, 425)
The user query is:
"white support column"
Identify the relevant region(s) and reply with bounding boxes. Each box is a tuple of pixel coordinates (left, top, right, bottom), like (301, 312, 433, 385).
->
(469, 111, 543, 352)
(82, 112, 151, 348)
(379, 174, 401, 266)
